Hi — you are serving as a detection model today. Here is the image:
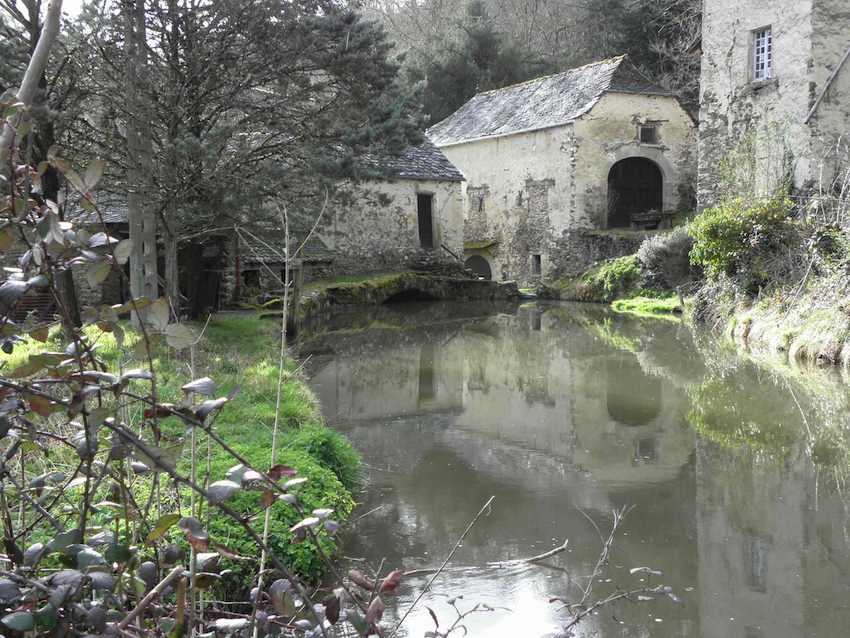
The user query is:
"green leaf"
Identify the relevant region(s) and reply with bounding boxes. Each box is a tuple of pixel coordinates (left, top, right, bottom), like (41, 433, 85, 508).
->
(165, 323, 197, 350)
(113, 238, 132, 265)
(146, 514, 181, 544)
(2, 611, 34, 632)
(104, 542, 132, 564)
(84, 159, 106, 190)
(47, 529, 82, 554)
(86, 261, 111, 288)
(35, 603, 57, 630)
(147, 297, 170, 332)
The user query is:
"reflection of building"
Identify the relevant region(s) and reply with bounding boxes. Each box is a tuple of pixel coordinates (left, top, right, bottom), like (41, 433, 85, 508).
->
(695, 439, 850, 638)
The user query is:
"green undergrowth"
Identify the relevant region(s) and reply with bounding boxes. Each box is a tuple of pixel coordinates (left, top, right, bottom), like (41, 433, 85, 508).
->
(612, 295, 682, 320)
(5, 316, 359, 593)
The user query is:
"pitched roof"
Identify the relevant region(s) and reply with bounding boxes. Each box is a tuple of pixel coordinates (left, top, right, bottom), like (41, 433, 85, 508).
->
(364, 139, 465, 182)
(427, 56, 672, 146)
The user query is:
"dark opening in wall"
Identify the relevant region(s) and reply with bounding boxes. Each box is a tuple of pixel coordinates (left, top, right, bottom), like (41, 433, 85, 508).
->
(383, 289, 439, 304)
(417, 194, 435, 249)
(532, 254, 542, 275)
(242, 269, 260, 288)
(465, 255, 492, 280)
(607, 157, 663, 228)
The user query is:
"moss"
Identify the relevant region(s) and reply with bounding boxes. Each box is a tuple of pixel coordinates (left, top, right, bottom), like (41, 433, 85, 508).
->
(464, 240, 499, 250)
(612, 295, 682, 320)
(580, 255, 641, 303)
(302, 272, 410, 293)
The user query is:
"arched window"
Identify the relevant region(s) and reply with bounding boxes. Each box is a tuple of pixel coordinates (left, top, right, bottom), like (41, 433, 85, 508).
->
(607, 158, 663, 228)
(464, 255, 492, 280)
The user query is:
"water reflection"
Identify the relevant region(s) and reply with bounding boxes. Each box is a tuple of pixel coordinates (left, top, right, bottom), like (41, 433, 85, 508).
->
(300, 302, 850, 637)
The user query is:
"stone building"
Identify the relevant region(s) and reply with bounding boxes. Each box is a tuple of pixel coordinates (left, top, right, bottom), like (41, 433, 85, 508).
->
(697, 0, 850, 207)
(427, 56, 697, 284)
(222, 140, 466, 304)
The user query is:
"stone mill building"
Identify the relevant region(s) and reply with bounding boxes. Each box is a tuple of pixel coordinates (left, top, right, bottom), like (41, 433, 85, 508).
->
(428, 56, 697, 284)
(697, 0, 850, 206)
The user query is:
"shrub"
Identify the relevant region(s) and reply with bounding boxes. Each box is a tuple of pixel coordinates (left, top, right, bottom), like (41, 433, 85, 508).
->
(581, 255, 641, 302)
(689, 196, 797, 293)
(637, 226, 695, 291)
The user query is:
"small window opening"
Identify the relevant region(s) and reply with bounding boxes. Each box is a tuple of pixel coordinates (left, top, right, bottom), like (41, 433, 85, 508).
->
(639, 125, 659, 144)
(417, 193, 435, 249)
(532, 254, 542, 275)
(242, 269, 260, 288)
(501, 267, 509, 281)
(753, 27, 773, 81)
(477, 194, 485, 212)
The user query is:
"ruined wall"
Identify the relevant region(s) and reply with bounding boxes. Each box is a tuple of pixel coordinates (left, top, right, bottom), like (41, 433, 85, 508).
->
(320, 178, 464, 275)
(573, 91, 697, 226)
(439, 125, 578, 284)
(697, 0, 831, 207)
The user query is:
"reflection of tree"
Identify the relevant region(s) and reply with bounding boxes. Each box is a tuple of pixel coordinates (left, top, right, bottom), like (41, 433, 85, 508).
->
(687, 376, 800, 460)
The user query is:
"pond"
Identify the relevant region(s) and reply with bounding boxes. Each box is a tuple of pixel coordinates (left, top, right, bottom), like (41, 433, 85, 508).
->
(300, 301, 850, 638)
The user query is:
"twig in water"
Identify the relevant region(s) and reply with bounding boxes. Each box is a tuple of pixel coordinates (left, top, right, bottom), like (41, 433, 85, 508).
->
(390, 496, 495, 637)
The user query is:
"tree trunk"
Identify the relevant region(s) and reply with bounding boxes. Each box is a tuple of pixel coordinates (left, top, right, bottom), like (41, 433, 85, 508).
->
(164, 231, 180, 318)
(124, 0, 158, 311)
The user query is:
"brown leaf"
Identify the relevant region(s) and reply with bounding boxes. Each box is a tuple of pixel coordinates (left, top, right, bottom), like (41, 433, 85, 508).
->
(268, 464, 298, 480)
(348, 569, 374, 591)
(324, 594, 341, 625)
(28, 394, 58, 417)
(379, 570, 403, 596)
(261, 490, 276, 509)
(365, 597, 385, 625)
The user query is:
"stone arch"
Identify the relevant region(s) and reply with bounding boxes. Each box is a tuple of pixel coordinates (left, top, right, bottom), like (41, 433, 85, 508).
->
(607, 157, 664, 228)
(465, 255, 493, 280)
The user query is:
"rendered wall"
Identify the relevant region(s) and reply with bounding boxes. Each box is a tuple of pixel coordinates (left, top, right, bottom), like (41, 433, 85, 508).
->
(697, 0, 850, 206)
(438, 92, 695, 284)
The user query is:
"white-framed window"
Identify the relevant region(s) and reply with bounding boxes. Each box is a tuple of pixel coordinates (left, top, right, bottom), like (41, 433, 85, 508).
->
(752, 26, 773, 81)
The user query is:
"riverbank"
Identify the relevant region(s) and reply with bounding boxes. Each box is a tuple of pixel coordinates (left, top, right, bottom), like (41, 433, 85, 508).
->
(6, 316, 359, 593)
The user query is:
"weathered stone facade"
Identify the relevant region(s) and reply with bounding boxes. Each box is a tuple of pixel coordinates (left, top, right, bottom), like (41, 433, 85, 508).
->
(429, 57, 697, 285)
(698, 0, 850, 207)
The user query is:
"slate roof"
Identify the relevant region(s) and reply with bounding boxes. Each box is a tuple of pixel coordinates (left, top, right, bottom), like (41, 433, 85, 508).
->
(427, 56, 673, 146)
(364, 139, 465, 182)
(240, 232, 334, 264)
(67, 199, 129, 225)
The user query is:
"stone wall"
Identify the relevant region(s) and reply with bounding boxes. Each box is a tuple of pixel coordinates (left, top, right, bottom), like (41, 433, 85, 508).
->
(439, 92, 695, 285)
(318, 177, 464, 275)
(697, 0, 850, 207)
(550, 229, 650, 279)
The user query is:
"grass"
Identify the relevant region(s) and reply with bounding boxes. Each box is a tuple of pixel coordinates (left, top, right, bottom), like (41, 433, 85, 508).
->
(2, 316, 359, 593)
(612, 295, 682, 320)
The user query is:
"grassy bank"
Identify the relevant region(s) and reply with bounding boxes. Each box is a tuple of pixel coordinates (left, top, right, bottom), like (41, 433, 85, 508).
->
(4, 315, 359, 594)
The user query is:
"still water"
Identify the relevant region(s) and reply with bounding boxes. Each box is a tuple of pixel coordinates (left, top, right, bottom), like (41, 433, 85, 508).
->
(301, 301, 850, 638)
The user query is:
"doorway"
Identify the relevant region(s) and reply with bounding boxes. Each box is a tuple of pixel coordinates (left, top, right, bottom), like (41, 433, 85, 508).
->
(607, 158, 663, 228)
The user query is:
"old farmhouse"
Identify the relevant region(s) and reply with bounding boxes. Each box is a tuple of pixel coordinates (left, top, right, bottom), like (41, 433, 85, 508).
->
(428, 56, 697, 284)
(698, 0, 850, 206)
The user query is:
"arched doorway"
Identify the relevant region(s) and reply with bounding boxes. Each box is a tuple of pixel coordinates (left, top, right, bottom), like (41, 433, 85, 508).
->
(607, 158, 663, 228)
(465, 255, 492, 280)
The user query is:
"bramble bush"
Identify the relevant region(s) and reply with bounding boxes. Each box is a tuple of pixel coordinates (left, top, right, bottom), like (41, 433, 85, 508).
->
(689, 196, 797, 294)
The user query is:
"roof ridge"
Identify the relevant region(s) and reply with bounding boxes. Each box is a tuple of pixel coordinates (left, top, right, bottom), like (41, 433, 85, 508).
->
(472, 55, 626, 98)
